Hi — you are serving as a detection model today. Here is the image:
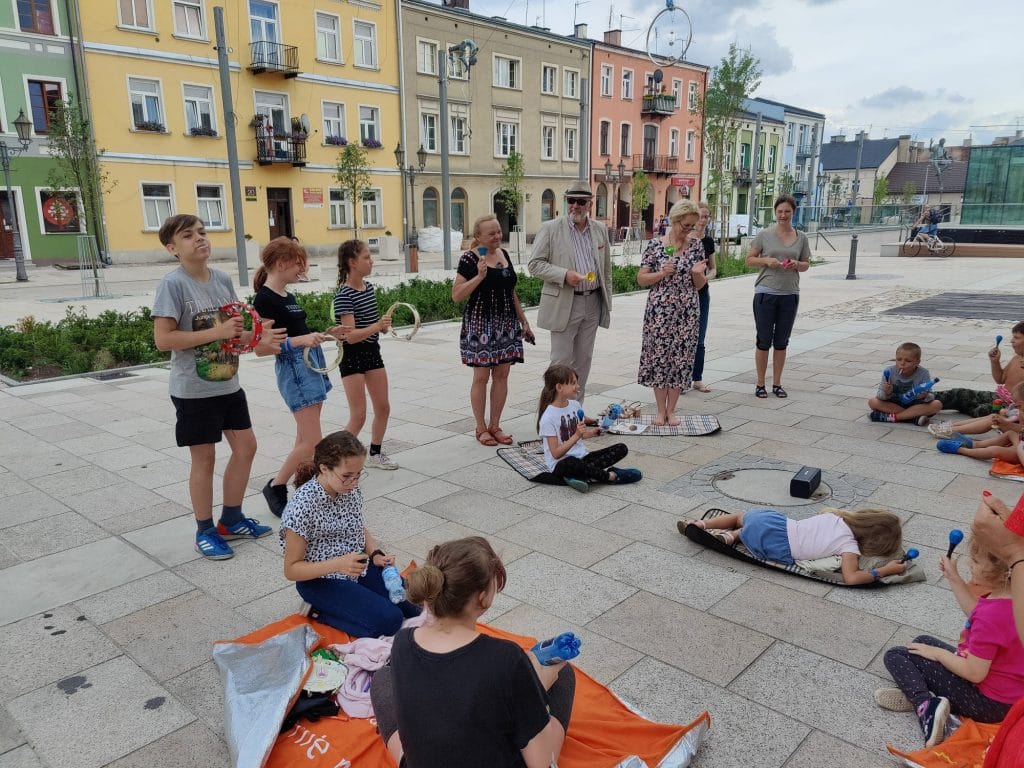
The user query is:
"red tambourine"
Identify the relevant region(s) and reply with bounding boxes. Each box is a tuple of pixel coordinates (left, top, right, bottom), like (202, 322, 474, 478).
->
(219, 302, 263, 354)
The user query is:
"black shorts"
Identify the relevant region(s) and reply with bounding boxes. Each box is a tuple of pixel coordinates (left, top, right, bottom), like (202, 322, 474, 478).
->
(340, 340, 385, 378)
(170, 388, 252, 447)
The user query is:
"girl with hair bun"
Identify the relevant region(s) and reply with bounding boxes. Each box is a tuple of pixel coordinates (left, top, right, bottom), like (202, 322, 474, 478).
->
(370, 536, 576, 768)
(280, 430, 419, 637)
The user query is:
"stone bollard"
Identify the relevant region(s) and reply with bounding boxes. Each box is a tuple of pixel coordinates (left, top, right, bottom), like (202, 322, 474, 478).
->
(846, 234, 858, 280)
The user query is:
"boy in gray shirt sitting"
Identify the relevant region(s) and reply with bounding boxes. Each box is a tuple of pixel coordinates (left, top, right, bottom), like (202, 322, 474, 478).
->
(868, 342, 944, 426)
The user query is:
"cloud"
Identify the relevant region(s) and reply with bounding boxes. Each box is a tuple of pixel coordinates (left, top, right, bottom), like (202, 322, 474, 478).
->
(686, 19, 793, 77)
(860, 87, 929, 108)
(937, 89, 970, 105)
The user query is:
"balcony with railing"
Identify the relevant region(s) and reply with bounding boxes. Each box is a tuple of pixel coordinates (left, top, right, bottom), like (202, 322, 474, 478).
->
(796, 143, 816, 159)
(255, 125, 307, 166)
(249, 41, 300, 77)
(632, 154, 678, 175)
(640, 91, 677, 117)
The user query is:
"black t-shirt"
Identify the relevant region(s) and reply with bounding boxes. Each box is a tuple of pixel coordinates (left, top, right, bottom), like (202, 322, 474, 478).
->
(389, 628, 551, 768)
(252, 286, 311, 338)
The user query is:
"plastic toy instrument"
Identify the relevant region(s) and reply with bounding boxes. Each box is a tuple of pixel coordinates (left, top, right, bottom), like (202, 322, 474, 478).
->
(899, 548, 919, 564)
(996, 334, 1003, 347)
(585, 271, 596, 282)
(218, 302, 263, 354)
(531, 632, 582, 665)
(897, 377, 940, 406)
(947, 529, 964, 558)
(600, 403, 625, 431)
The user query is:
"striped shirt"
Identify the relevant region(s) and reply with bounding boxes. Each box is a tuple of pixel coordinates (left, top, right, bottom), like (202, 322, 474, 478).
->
(333, 281, 380, 344)
(567, 217, 599, 292)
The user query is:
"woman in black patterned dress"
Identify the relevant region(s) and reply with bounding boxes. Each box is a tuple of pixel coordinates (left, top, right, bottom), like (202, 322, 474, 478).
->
(452, 214, 534, 446)
(636, 199, 707, 425)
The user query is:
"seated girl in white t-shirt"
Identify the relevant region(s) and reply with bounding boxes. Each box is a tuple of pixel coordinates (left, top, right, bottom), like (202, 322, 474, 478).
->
(693, 507, 908, 585)
(536, 364, 642, 493)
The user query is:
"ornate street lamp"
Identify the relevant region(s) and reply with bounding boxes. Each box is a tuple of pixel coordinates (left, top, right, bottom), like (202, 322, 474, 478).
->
(1, 109, 33, 281)
(603, 158, 627, 235)
(394, 142, 427, 245)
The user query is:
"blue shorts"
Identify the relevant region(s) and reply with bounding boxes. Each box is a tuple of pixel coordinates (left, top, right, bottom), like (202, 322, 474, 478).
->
(739, 509, 794, 565)
(921, 223, 938, 236)
(275, 346, 332, 412)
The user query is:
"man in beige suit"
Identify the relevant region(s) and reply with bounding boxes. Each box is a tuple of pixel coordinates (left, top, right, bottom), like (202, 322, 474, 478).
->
(528, 181, 612, 402)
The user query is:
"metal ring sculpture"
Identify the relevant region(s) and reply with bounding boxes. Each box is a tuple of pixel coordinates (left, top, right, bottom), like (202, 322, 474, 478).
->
(646, 1, 693, 68)
(219, 302, 263, 355)
(384, 302, 421, 341)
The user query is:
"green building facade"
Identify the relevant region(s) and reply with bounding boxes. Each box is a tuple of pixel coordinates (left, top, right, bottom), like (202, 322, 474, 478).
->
(1, 0, 81, 266)
(961, 144, 1024, 226)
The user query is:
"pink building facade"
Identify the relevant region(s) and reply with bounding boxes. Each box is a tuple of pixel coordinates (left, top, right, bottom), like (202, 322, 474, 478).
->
(588, 31, 708, 238)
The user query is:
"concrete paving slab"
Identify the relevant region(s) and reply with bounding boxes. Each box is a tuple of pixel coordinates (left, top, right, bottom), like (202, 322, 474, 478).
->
(782, 729, 890, 768)
(394, 522, 531, 566)
(103, 721, 230, 768)
(99, 500, 193, 535)
(827, 580, 968, 638)
(499, 512, 631, 568)
(419, 488, 539, 533)
(0, 490, 70, 529)
(174, 543, 288, 608)
(73, 571, 195, 625)
(7, 655, 194, 768)
(114, 458, 193, 490)
(0, 512, 107, 561)
(0, 473, 34, 498)
(382, 477, 464, 507)
(509, 484, 630, 524)
(0, 707, 25, 754)
(26, 465, 126, 498)
(360, 497, 447, 542)
(163, 661, 225, 739)
(593, 503, 705, 556)
(0, 745, 44, 768)
(0, 542, 19, 570)
(122, 514, 205, 567)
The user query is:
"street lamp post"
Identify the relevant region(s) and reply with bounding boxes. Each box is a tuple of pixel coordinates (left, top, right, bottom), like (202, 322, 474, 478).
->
(815, 170, 828, 224)
(1, 109, 34, 282)
(394, 143, 427, 241)
(603, 158, 627, 240)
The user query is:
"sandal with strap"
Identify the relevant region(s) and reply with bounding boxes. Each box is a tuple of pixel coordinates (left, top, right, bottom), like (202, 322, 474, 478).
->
(755, 385, 768, 399)
(489, 426, 514, 445)
(773, 385, 788, 398)
(475, 428, 498, 447)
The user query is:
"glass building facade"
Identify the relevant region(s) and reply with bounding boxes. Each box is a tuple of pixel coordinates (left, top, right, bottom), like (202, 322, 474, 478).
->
(961, 145, 1024, 225)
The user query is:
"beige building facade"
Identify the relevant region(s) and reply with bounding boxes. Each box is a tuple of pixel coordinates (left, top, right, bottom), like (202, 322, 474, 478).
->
(400, 0, 587, 246)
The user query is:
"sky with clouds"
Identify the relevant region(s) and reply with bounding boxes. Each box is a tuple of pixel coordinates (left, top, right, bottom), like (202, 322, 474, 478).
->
(463, 0, 1024, 146)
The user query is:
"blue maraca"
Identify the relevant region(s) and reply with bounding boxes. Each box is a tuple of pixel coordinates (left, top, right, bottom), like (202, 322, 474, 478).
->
(996, 334, 1003, 347)
(883, 369, 891, 382)
(577, 408, 585, 423)
(946, 529, 964, 558)
(899, 548, 919, 564)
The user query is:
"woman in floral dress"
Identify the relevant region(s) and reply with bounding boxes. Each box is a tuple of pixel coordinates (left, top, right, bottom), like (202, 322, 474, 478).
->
(636, 199, 707, 425)
(452, 214, 534, 446)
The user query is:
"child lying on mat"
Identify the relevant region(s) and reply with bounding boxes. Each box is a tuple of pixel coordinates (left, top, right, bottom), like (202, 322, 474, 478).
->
(877, 538, 1024, 748)
(934, 381, 1024, 464)
(694, 507, 908, 585)
(536, 364, 642, 493)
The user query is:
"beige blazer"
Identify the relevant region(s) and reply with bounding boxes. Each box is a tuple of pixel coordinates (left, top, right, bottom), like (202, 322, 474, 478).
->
(528, 216, 612, 333)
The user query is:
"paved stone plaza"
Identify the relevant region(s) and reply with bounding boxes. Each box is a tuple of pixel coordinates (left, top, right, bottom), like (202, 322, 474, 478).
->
(2, 251, 1024, 767)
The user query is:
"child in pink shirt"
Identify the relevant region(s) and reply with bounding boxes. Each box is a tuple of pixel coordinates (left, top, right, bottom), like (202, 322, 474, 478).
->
(878, 538, 1024, 747)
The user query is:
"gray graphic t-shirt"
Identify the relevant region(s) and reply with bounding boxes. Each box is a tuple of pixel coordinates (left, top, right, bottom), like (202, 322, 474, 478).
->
(152, 267, 241, 398)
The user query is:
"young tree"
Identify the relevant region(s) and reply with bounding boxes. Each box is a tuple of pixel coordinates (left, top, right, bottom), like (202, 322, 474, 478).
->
(495, 151, 526, 229)
(872, 176, 890, 223)
(698, 43, 762, 254)
(630, 169, 652, 232)
(334, 143, 371, 239)
(45, 98, 114, 281)
(778, 170, 796, 197)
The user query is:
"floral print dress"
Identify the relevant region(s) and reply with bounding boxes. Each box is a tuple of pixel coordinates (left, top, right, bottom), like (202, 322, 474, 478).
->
(456, 248, 524, 367)
(637, 237, 703, 389)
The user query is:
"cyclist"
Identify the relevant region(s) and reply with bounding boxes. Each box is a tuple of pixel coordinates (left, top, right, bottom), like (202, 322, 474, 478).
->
(913, 206, 942, 246)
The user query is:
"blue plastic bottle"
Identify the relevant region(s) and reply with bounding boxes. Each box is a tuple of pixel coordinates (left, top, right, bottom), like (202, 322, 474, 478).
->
(531, 632, 582, 665)
(381, 565, 405, 604)
(898, 377, 940, 406)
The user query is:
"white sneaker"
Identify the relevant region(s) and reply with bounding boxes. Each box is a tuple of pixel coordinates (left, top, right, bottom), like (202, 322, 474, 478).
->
(874, 687, 914, 712)
(927, 421, 953, 438)
(367, 451, 399, 470)
(916, 415, 931, 427)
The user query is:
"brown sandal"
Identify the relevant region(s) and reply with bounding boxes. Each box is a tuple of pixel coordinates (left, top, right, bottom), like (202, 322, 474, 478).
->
(489, 426, 514, 445)
(475, 428, 498, 447)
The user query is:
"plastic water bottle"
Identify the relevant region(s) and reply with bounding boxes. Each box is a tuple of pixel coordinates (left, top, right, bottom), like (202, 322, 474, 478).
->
(381, 565, 405, 604)
(531, 632, 582, 665)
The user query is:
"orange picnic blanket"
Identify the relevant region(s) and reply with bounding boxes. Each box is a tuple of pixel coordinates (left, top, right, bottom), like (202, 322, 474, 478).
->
(887, 719, 1002, 767)
(226, 614, 710, 768)
(990, 458, 1024, 481)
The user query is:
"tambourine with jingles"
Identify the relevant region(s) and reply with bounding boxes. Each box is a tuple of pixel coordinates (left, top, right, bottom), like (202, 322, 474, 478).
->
(219, 302, 263, 354)
(384, 302, 421, 341)
(303, 340, 344, 374)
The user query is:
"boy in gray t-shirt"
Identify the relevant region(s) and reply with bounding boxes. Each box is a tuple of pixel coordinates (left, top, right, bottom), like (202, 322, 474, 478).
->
(152, 214, 280, 560)
(867, 341, 944, 426)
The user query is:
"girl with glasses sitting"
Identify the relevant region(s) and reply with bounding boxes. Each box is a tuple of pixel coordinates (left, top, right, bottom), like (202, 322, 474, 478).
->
(280, 430, 420, 636)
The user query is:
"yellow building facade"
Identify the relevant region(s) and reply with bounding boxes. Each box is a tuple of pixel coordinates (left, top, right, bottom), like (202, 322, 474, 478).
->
(80, 0, 402, 262)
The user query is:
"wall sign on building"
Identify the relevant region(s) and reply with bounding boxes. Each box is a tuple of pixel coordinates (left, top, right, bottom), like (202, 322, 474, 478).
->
(245, 186, 257, 202)
(302, 188, 324, 208)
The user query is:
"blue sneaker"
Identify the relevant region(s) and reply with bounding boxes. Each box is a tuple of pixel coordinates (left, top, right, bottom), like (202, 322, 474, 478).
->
(611, 467, 643, 484)
(936, 439, 966, 454)
(217, 517, 273, 540)
(563, 477, 590, 493)
(195, 529, 234, 560)
(917, 696, 950, 747)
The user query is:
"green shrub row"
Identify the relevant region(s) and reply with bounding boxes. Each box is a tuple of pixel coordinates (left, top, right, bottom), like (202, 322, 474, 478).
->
(2, 260, 758, 381)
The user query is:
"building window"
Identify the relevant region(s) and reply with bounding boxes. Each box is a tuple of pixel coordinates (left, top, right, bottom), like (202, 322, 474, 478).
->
(541, 65, 557, 95)
(196, 184, 225, 228)
(184, 84, 215, 133)
(173, 0, 204, 38)
(541, 188, 555, 221)
(493, 56, 520, 89)
(361, 189, 383, 228)
(451, 115, 467, 154)
(600, 65, 612, 97)
(359, 106, 379, 142)
(353, 21, 377, 68)
(118, 0, 151, 30)
(38, 190, 81, 233)
(541, 125, 555, 160)
(255, 90, 288, 136)
(128, 77, 163, 129)
(798, 124, 807, 147)
(685, 129, 695, 161)
(328, 189, 351, 228)
(322, 101, 345, 143)
(786, 122, 794, 145)
(450, 187, 466, 233)
(27, 79, 62, 134)
(595, 183, 607, 219)
(142, 183, 173, 230)
(422, 187, 438, 227)
(316, 12, 341, 62)
(672, 79, 682, 104)
(564, 69, 579, 99)
(421, 113, 437, 152)
(495, 120, 518, 157)
(417, 39, 437, 74)
(620, 123, 631, 157)
(767, 144, 777, 173)
(599, 121, 610, 156)
(563, 124, 577, 161)
(668, 129, 679, 158)
(687, 81, 698, 112)
(739, 143, 750, 169)
(621, 70, 633, 100)
(447, 45, 468, 79)
(18, 0, 56, 34)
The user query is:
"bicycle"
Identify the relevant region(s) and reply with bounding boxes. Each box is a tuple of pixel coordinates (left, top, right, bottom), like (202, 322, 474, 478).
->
(903, 230, 956, 257)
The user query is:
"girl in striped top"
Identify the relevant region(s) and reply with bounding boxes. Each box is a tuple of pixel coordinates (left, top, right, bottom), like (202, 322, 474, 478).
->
(332, 240, 398, 470)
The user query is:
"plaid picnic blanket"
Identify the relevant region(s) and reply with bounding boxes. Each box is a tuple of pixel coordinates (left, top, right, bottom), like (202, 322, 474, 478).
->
(607, 414, 721, 436)
(497, 440, 551, 481)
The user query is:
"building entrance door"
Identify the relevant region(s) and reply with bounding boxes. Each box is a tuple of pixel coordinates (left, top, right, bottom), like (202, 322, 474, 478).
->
(267, 188, 293, 241)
